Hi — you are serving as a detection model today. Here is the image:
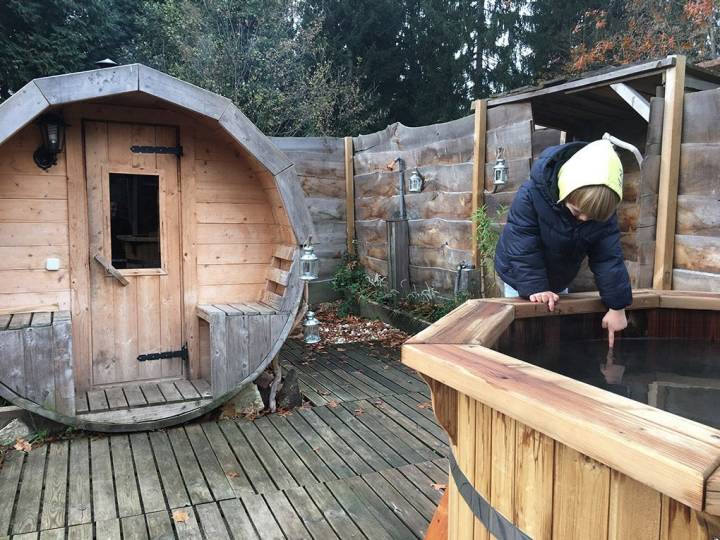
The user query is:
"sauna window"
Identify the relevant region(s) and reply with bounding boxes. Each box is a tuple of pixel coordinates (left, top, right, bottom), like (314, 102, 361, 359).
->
(109, 173, 161, 269)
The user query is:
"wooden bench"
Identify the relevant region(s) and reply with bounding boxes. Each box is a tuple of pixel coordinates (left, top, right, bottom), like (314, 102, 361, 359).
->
(197, 245, 302, 396)
(0, 311, 75, 415)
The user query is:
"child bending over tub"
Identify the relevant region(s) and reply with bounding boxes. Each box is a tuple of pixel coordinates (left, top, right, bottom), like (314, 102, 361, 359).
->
(494, 139, 632, 347)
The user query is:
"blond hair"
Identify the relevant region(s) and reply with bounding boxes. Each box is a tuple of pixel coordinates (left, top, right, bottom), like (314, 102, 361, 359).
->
(565, 185, 620, 222)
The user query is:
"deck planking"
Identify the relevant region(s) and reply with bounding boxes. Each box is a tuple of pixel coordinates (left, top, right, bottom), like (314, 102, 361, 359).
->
(0, 340, 448, 539)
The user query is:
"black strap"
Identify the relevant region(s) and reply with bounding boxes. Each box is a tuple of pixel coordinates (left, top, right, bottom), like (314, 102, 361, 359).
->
(449, 451, 533, 540)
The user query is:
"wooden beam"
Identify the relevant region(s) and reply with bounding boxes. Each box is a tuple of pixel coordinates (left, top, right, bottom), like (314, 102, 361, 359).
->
(653, 56, 687, 290)
(344, 137, 356, 256)
(610, 83, 651, 121)
(488, 57, 675, 107)
(470, 99, 488, 268)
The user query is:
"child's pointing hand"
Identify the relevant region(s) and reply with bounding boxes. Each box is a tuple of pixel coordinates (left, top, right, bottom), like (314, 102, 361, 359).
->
(602, 308, 627, 348)
(529, 291, 560, 311)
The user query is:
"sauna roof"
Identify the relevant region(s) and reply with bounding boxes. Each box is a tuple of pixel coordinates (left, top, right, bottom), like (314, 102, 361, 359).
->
(0, 63, 314, 243)
(0, 63, 293, 175)
(402, 290, 720, 517)
(484, 55, 720, 139)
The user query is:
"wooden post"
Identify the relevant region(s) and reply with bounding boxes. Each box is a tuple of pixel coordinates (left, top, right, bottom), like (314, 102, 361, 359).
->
(653, 56, 686, 290)
(344, 137, 356, 256)
(387, 219, 411, 298)
(471, 100, 488, 269)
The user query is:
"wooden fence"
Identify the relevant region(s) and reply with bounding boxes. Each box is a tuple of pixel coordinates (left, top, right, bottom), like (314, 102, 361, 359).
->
(275, 83, 712, 299)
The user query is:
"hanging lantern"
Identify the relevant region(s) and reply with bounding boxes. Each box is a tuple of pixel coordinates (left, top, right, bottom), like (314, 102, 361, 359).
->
(34, 113, 67, 170)
(300, 239, 319, 281)
(303, 311, 321, 344)
(492, 146, 509, 191)
(408, 169, 424, 193)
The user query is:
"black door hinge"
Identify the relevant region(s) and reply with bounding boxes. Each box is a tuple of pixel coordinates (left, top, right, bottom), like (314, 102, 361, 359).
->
(138, 344, 188, 362)
(130, 145, 183, 156)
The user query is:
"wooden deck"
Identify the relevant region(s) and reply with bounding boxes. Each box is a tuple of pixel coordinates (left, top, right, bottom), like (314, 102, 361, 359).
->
(0, 340, 449, 539)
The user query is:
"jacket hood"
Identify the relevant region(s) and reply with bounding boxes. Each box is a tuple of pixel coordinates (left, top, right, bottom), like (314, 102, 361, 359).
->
(530, 142, 587, 205)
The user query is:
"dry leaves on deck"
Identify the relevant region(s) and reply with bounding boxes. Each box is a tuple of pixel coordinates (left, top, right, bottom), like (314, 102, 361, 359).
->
(292, 302, 409, 347)
(432, 483, 447, 493)
(227, 471, 240, 478)
(327, 400, 339, 408)
(14, 438, 31, 453)
(172, 510, 190, 523)
(416, 401, 433, 410)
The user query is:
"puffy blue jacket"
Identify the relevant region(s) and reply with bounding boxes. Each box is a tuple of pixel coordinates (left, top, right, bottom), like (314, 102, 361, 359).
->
(494, 142, 632, 310)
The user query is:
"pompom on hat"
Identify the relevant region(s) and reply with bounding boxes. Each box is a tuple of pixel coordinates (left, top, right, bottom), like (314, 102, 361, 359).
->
(557, 139, 623, 202)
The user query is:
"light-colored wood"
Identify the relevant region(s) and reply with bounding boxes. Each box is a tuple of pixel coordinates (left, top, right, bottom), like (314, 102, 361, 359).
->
(489, 408, 515, 525)
(608, 470, 662, 540)
(0, 304, 59, 316)
(0, 81, 50, 146)
(455, 394, 476, 537)
(86, 121, 184, 386)
(138, 65, 230, 120)
(64, 111, 92, 392)
(344, 136, 355, 256)
(34, 65, 140, 106)
(552, 445, 610, 540)
(610, 83, 651, 121)
(472, 402, 492, 540)
(470, 100, 487, 269)
(514, 422, 554, 539)
(403, 342, 720, 512)
(93, 254, 129, 286)
(653, 55, 687, 289)
(180, 125, 200, 379)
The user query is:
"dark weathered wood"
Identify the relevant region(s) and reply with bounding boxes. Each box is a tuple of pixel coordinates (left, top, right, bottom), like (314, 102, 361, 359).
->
(238, 421, 298, 490)
(90, 438, 117, 522)
(23, 322, 54, 409)
(387, 219, 410, 297)
(184, 424, 235, 501)
(120, 514, 148, 540)
(218, 499, 260, 539)
(264, 490, 311, 539)
(110, 435, 142, 518)
(200, 422, 254, 496)
(40, 441, 69, 531)
(145, 511, 174, 539)
(0, 449, 23, 535)
(268, 415, 337, 482)
(148, 431, 191, 509)
(217, 420, 277, 494)
(13, 445, 47, 534)
(195, 502, 231, 540)
(52, 320, 74, 415)
(305, 482, 365, 540)
(128, 433, 167, 514)
(166, 427, 213, 505)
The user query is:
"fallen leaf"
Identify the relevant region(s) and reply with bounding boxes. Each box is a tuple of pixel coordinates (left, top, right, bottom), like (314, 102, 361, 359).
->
(431, 483, 447, 493)
(278, 409, 293, 417)
(327, 400, 339, 408)
(173, 510, 190, 523)
(354, 408, 364, 416)
(14, 438, 31, 453)
(372, 399, 384, 406)
(318, 389, 331, 396)
(227, 471, 240, 478)
(416, 401, 432, 409)
(336, 347, 346, 352)
(383, 366, 390, 370)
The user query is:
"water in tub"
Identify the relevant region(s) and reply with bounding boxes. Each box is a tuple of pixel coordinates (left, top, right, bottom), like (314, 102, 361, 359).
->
(505, 338, 720, 429)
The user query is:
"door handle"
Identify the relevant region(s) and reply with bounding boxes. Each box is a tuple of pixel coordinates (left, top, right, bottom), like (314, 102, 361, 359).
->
(94, 254, 129, 286)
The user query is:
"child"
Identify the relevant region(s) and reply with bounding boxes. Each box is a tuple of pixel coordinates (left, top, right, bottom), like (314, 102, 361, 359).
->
(494, 139, 632, 347)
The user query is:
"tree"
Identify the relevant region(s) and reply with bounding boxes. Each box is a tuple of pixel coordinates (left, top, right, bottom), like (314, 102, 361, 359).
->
(0, 0, 143, 100)
(126, 0, 380, 136)
(566, 0, 719, 74)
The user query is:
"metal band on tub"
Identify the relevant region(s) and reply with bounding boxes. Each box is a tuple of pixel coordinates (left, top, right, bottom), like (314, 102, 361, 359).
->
(449, 451, 533, 540)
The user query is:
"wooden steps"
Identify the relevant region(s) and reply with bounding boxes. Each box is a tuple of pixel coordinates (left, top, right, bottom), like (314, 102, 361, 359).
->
(76, 379, 212, 413)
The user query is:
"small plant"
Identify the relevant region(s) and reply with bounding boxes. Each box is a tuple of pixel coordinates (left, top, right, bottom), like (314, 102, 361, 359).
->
(472, 204, 508, 297)
(332, 253, 397, 316)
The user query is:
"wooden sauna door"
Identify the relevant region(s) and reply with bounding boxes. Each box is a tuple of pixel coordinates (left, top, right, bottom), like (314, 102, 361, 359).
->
(84, 121, 184, 386)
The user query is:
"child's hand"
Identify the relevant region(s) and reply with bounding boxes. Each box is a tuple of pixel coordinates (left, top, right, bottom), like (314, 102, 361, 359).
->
(529, 291, 559, 311)
(602, 308, 627, 348)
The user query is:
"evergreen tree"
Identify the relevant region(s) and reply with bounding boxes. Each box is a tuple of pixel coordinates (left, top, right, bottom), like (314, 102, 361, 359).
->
(0, 0, 143, 99)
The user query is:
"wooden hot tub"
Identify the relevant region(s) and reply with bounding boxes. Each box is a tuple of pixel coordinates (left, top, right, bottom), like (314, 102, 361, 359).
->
(402, 290, 720, 540)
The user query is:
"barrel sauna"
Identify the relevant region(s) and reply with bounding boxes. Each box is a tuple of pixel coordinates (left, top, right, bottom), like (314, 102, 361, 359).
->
(0, 64, 314, 431)
(403, 291, 720, 539)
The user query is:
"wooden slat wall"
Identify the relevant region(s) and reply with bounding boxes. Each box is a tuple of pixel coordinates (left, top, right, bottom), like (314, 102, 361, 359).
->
(0, 125, 71, 310)
(672, 87, 720, 291)
(448, 388, 715, 540)
(352, 116, 476, 295)
(271, 137, 346, 281)
(195, 131, 284, 304)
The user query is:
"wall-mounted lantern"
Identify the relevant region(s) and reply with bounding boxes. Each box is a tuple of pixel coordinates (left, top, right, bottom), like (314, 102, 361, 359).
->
(34, 113, 67, 170)
(488, 146, 509, 194)
(408, 169, 424, 193)
(300, 239, 319, 281)
(303, 311, 321, 344)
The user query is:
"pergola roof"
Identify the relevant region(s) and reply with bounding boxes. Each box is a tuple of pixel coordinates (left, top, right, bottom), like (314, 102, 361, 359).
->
(0, 63, 314, 243)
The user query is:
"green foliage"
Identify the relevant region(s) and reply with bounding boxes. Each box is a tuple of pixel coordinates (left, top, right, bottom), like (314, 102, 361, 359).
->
(472, 204, 504, 268)
(332, 254, 468, 323)
(0, 0, 144, 99)
(125, 0, 381, 136)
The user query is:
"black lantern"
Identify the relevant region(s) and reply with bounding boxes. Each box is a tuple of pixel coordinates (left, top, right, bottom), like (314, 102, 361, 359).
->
(34, 113, 67, 170)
